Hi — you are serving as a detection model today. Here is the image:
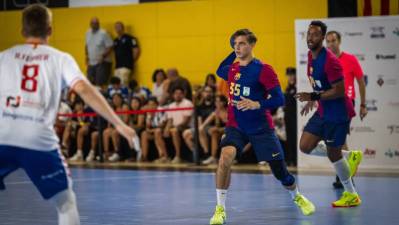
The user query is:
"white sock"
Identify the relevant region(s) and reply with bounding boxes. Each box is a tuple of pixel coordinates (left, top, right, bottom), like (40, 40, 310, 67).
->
(309, 141, 328, 157)
(52, 188, 80, 225)
(288, 186, 300, 200)
(333, 158, 356, 194)
(216, 189, 227, 208)
(310, 142, 351, 160)
(76, 150, 82, 156)
(342, 150, 350, 159)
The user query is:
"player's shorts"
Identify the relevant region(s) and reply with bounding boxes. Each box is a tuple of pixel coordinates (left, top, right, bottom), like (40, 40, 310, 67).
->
(219, 126, 284, 162)
(303, 112, 351, 148)
(0, 145, 70, 200)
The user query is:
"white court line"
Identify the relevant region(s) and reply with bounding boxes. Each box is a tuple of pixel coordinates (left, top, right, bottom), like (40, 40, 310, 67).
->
(4, 173, 213, 186)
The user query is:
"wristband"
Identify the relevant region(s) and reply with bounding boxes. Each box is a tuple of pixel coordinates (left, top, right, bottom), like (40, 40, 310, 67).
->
(310, 92, 321, 101)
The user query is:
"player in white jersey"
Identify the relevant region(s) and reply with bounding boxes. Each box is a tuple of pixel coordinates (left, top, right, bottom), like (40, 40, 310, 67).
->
(0, 4, 140, 225)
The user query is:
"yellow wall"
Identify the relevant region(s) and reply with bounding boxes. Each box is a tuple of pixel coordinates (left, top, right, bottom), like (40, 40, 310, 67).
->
(0, 0, 327, 89)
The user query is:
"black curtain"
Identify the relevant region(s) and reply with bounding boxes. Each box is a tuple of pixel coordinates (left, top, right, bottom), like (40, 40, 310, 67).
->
(328, 0, 358, 17)
(0, 0, 68, 11)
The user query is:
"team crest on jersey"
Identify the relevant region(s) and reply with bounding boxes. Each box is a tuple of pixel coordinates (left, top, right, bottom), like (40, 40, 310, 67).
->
(234, 73, 241, 80)
(243, 87, 250, 96)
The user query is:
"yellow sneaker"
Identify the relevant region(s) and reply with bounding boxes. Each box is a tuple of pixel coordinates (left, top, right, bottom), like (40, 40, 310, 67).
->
(293, 194, 315, 216)
(332, 191, 362, 207)
(210, 205, 226, 225)
(348, 150, 363, 177)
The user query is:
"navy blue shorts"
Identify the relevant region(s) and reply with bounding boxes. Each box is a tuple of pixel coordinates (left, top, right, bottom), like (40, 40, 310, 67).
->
(0, 145, 70, 199)
(303, 113, 351, 148)
(220, 127, 284, 162)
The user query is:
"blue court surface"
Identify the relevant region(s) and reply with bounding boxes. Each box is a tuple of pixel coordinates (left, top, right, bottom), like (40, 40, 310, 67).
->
(1, 168, 399, 225)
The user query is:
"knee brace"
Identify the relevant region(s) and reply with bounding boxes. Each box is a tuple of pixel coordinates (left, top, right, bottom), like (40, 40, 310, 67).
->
(268, 160, 295, 187)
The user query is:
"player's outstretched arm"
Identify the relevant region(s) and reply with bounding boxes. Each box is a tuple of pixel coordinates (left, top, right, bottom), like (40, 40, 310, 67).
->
(216, 51, 236, 80)
(72, 79, 136, 147)
(296, 80, 345, 102)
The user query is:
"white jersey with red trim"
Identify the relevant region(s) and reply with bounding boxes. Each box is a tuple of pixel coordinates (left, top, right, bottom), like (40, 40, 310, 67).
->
(0, 44, 85, 151)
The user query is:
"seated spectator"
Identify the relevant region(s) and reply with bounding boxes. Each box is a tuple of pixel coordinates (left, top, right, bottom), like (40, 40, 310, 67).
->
(159, 87, 193, 164)
(183, 85, 215, 154)
(151, 68, 167, 102)
(66, 100, 89, 161)
(106, 93, 130, 162)
(56, 101, 72, 156)
(160, 68, 192, 105)
(204, 73, 217, 91)
(127, 97, 145, 161)
(200, 95, 228, 165)
(140, 97, 168, 162)
(108, 76, 129, 100)
(129, 79, 151, 102)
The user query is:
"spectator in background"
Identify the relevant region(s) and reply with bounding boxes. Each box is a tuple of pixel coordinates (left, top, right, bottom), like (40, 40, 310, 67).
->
(217, 79, 229, 98)
(283, 67, 297, 166)
(140, 97, 168, 162)
(183, 85, 215, 154)
(65, 101, 88, 161)
(85, 17, 113, 87)
(162, 87, 194, 163)
(161, 68, 192, 105)
(200, 95, 228, 165)
(204, 73, 217, 90)
(151, 69, 167, 102)
(129, 79, 151, 102)
(106, 93, 130, 162)
(56, 101, 72, 156)
(113, 21, 140, 86)
(108, 76, 129, 100)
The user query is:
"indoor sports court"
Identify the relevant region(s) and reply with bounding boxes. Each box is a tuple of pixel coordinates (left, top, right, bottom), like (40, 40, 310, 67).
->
(0, 1, 398, 225)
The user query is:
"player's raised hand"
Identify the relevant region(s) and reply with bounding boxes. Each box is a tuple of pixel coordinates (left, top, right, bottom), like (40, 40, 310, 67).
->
(295, 92, 312, 102)
(237, 96, 260, 111)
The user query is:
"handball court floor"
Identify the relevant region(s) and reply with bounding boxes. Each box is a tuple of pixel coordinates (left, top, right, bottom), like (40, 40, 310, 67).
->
(1, 166, 399, 225)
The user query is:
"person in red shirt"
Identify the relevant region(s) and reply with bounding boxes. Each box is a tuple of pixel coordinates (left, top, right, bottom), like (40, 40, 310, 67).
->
(326, 30, 368, 189)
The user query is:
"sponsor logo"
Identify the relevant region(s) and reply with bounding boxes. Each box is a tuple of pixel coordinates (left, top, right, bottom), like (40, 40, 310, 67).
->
(299, 53, 307, 65)
(387, 125, 399, 134)
(365, 99, 377, 111)
(393, 27, 399, 37)
(345, 32, 363, 37)
(243, 87, 250, 96)
(388, 101, 399, 107)
(299, 31, 306, 40)
(272, 152, 280, 158)
(350, 126, 375, 133)
(376, 54, 396, 60)
(385, 148, 399, 158)
(376, 75, 397, 86)
(6, 96, 21, 108)
(370, 26, 385, 39)
(377, 77, 384, 86)
(354, 54, 365, 61)
(326, 139, 335, 143)
(363, 148, 376, 158)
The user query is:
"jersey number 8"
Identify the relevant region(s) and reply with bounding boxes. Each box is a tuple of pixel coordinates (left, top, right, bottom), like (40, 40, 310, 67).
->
(21, 64, 39, 92)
